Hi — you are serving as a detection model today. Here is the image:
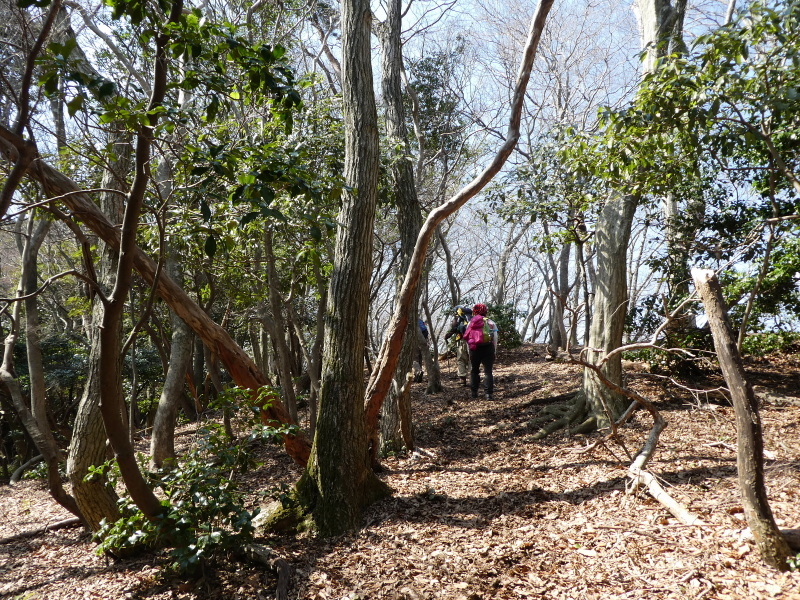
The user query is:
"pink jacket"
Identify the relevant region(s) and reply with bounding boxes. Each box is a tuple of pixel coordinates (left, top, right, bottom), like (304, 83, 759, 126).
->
(462, 315, 498, 351)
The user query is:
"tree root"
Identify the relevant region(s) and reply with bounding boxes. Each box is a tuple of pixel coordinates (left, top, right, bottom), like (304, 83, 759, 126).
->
(238, 544, 291, 600)
(529, 363, 703, 529)
(569, 415, 597, 435)
(9, 454, 43, 484)
(529, 391, 591, 440)
(256, 470, 391, 537)
(782, 529, 800, 551)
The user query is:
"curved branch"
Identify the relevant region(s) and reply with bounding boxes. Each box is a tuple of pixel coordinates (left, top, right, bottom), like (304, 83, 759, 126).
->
(62, 1, 152, 94)
(0, 269, 105, 305)
(364, 0, 555, 452)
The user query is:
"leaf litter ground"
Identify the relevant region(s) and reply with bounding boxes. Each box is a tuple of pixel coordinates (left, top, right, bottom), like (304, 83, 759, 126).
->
(1, 344, 799, 599)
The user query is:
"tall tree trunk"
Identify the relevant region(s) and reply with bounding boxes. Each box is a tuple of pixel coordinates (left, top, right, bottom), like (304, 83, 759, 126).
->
(692, 269, 792, 571)
(149, 256, 193, 468)
(1, 221, 84, 524)
(377, 0, 423, 457)
(299, 0, 390, 536)
(20, 214, 58, 455)
(579, 0, 686, 423)
(67, 128, 128, 530)
(364, 0, 554, 453)
(96, 2, 185, 520)
(492, 222, 530, 306)
(149, 51, 195, 467)
(544, 221, 570, 352)
(582, 193, 637, 424)
(265, 229, 298, 422)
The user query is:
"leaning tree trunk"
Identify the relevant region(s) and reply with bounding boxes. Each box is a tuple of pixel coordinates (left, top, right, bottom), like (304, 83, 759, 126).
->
(364, 0, 554, 455)
(692, 268, 792, 571)
(0, 126, 311, 466)
(96, 2, 187, 521)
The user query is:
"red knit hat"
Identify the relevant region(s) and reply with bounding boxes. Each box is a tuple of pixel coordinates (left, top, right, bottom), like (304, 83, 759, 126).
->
(472, 303, 487, 316)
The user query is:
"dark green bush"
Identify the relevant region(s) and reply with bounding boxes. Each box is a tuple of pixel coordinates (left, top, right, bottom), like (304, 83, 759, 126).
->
(96, 386, 297, 573)
(741, 331, 800, 357)
(487, 303, 524, 349)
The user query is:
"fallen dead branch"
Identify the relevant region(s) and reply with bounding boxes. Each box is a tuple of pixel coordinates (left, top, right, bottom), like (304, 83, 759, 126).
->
(0, 516, 82, 545)
(577, 358, 703, 526)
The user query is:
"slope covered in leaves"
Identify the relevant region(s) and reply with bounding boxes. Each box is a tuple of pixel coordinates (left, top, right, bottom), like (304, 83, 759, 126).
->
(1, 344, 799, 599)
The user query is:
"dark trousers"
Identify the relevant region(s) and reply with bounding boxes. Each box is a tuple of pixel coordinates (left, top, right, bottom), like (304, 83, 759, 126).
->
(469, 343, 495, 395)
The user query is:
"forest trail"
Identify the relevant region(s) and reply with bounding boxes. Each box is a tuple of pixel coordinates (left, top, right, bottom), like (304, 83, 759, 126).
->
(2, 344, 799, 599)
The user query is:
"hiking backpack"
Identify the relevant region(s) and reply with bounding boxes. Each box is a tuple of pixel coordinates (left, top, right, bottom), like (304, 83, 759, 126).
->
(464, 315, 496, 350)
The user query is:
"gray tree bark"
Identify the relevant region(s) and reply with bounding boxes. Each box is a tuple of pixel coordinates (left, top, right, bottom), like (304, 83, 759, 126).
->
(377, 0, 423, 457)
(692, 269, 792, 571)
(149, 256, 193, 468)
(579, 0, 686, 424)
(265, 229, 298, 422)
(492, 222, 530, 306)
(1, 219, 83, 524)
(582, 193, 638, 424)
(19, 214, 57, 454)
(299, 0, 390, 536)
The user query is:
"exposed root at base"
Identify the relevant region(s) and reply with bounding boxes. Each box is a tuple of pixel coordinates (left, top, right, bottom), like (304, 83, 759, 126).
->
(257, 470, 392, 537)
(529, 392, 594, 440)
(238, 544, 291, 600)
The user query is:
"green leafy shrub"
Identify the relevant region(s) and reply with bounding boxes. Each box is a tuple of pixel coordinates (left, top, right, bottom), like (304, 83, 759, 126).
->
(487, 303, 524, 349)
(741, 331, 800, 357)
(97, 386, 297, 573)
(789, 552, 800, 571)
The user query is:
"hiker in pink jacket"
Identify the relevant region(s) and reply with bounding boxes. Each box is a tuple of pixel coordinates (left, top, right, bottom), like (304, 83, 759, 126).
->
(462, 303, 499, 400)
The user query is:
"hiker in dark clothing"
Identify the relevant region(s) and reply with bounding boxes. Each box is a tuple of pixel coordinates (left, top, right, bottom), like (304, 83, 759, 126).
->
(462, 303, 499, 400)
(444, 305, 472, 386)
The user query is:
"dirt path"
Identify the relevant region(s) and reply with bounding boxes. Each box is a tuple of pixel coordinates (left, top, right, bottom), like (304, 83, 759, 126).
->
(2, 345, 799, 599)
